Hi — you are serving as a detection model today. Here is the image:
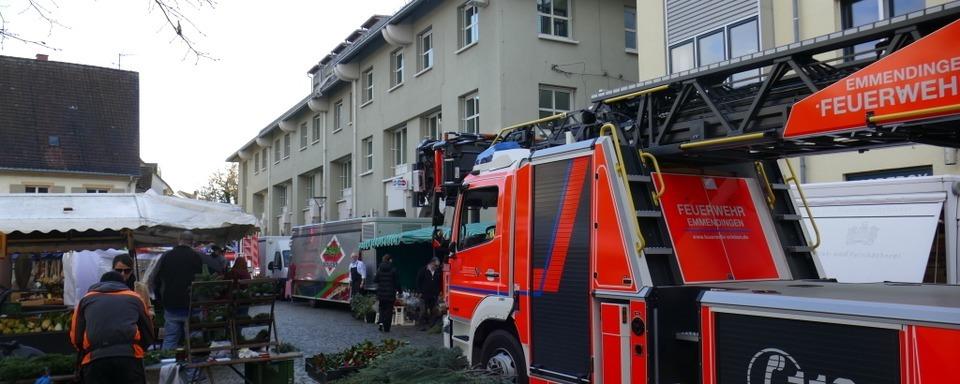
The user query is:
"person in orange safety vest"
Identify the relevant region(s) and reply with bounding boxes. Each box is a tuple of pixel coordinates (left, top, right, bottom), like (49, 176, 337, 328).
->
(70, 271, 154, 384)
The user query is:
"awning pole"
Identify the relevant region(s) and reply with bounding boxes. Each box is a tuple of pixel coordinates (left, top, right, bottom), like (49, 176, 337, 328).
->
(124, 230, 140, 280)
(0, 232, 10, 288)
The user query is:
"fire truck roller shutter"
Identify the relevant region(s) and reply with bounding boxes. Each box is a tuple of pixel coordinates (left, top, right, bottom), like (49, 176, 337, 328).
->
(529, 155, 592, 382)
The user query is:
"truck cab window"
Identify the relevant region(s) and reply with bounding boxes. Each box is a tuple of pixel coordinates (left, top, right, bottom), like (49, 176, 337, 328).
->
(457, 187, 499, 250)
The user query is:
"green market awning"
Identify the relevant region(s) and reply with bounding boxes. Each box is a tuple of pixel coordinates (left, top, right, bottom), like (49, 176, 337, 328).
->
(358, 222, 493, 250)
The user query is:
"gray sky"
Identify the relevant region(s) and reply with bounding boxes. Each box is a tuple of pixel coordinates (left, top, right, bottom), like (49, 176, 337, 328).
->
(0, 0, 408, 193)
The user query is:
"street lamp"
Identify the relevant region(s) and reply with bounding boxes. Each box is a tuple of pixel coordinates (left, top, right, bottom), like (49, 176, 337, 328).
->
(310, 196, 327, 223)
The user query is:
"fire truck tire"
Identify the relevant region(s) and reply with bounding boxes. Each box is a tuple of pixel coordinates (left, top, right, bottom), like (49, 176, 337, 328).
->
(479, 330, 528, 384)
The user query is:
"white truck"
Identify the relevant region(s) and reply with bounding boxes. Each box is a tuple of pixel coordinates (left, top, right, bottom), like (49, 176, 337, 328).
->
(796, 176, 960, 284)
(259, 236, 292, 297)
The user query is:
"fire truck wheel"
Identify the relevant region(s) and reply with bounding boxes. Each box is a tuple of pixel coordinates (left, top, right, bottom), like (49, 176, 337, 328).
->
(480, 330, 528, 384)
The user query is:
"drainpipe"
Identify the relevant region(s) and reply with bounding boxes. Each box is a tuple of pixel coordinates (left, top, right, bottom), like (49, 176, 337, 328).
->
(351, 80, 359, 219)
(793, 0, 808, 183)
(322, 112, 329, 221)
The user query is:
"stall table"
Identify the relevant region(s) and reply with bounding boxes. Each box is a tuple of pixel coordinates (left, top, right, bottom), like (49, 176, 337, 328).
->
(146, 352, 302, 384)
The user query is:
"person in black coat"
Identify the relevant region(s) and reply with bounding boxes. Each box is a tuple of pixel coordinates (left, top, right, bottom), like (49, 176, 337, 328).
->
(374, 254, 401, 332)
(414, 257, 442, 330)
(152, 231, 203, 349)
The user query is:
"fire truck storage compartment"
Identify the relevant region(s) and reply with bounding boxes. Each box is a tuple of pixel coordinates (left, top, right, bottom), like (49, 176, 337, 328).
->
(529, 155, 592, 382)
(699, 280, 960, 384)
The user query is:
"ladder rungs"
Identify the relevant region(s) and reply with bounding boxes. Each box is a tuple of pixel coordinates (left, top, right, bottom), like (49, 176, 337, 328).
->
(771, 183, 789, 190)
(625, 175, 652, 183)
(644, 247, 674, 255)
(636, 210, 663, 218)
(773, 213, 802, 221)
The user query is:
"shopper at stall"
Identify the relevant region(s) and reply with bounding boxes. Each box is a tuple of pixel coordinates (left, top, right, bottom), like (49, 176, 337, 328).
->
(415, 257, 443, 330)
(70, 271, 154, 384)
(201, 245, 228, 274)
(152, 231, 203, 350)
(349, 252, 366, 295)
(374, 254, 401, 333)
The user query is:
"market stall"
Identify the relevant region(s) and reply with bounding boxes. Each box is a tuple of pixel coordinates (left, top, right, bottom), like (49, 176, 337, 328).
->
(0, 191, 259, 356)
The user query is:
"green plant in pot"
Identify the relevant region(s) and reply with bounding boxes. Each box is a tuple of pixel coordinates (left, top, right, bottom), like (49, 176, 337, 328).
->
(350, 295, 375, 320)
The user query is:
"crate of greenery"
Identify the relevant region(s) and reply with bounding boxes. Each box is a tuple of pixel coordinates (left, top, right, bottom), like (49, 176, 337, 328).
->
(305, 339, 406, 383)
(235, 279, 277, 302)
(0, 353, 75, 383)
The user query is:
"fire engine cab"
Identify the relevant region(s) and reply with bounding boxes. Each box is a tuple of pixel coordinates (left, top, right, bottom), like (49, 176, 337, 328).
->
(412, 4, 960, 384)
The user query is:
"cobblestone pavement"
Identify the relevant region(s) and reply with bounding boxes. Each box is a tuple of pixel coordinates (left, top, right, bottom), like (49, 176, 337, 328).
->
(149, 299, 442, 383)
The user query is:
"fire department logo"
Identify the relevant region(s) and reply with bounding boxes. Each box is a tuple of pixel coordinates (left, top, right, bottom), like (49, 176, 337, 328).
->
(321, 236, 346, 276)
(746, 348, 854, 384)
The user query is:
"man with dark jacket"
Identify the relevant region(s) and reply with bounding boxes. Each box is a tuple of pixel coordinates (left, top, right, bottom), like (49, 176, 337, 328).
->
(152, 231, 203, 349)
(71, 271, 154, 384)
(415, 257, 443, 330)
(374, 254, 402, 332)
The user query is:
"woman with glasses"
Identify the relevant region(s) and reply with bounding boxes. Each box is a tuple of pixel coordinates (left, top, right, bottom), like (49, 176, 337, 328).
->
(112, 254, 137, 290)
(113, 254, 153, 317)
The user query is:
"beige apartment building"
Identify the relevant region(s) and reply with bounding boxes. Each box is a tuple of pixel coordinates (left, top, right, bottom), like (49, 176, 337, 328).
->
(229, 0, 639, 235)
(636, 0, 960, 182)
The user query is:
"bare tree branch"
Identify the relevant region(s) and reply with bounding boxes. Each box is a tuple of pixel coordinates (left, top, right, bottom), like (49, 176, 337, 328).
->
(0, 0, 216, 61)
(150, 0, 217, 62)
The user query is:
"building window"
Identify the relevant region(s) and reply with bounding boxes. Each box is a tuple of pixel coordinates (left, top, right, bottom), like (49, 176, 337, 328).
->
(418, 27, 434, 71)
(305, 174, 316, 205)
(86, 188, 109, 194)
(278, 185, 288, 209)
(668, 17, 759, 77)
(362, 136, 374, 173)
(25, 186, 49, 194)
(459, 3, 479, 48)
(423, 111, 442, 139)
(48, 135, 60, 146)
(334, 100, 344, 132)
(728, 18, 760, 84)
(299, 122, 308, 149)
(841, 0, 924, 60)
(392, 127, 408, 166)
(391, 49, 404, 87)
(461, 91, 480, 134)
(312, 114, 321, 143)
(624, 7, 637, 51)
(538, 0, 570, 38)
(697, 29, 725, 66)
(361, 68, 374, 104)
(538, 85, 573, 118)
(254, 152, 260, 174)
(261, 149, 268, 171)
(274, 139, 281, 164)
(283, 133, 291, 159)
(669, 41, 695, 73)
(340, 159, 353, 193)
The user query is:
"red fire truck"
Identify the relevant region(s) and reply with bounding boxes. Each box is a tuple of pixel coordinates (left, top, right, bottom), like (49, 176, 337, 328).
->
(412, 5, 960, 384)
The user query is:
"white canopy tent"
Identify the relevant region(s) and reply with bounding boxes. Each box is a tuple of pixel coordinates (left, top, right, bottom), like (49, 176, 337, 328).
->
(0, 191, 259, 286)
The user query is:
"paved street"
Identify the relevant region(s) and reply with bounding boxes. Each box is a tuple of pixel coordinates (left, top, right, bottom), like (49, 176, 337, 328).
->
(161, 299, 442, 383)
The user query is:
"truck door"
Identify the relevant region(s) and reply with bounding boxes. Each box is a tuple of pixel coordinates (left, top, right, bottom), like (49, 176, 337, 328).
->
(448, 181, 506, 320)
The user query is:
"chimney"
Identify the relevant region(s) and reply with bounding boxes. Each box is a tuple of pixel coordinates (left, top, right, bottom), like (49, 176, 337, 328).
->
(35, 54, 49, 61)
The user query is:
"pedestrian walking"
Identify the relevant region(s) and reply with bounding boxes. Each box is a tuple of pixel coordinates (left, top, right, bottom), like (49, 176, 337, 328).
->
(70, 271, 154, 384)
(349, 253, 367, 296)
(374, 254, 401, 333)
(415, 257, 443, 330)
(152, 231, 203, 350)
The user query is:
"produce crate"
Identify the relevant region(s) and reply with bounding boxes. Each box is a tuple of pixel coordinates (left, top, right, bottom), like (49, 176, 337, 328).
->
(244, 359, 294, 384)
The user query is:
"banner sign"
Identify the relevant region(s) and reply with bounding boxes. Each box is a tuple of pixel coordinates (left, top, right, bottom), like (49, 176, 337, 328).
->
(784, 19, 960, 138)
(655, 173, 779, 283)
